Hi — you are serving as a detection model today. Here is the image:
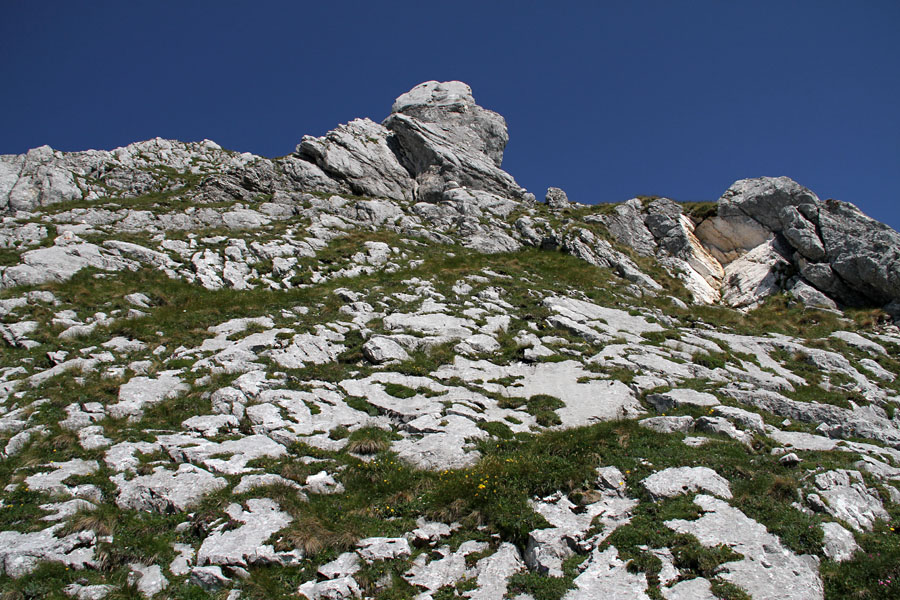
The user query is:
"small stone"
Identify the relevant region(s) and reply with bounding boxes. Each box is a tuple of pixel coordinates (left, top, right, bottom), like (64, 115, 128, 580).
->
(305, 471, 345, 495)
(298, 576, 361, 600)
(318, 552, 361, 580)
(127, 563, 168, 598)
(190, 566, 230, 591)
(63, 583, 114, 600)
(638, 416, 694, 434)
(362, 336, 409, 364)
(356, 537, 411, 563)
(779, 452, 802, 467)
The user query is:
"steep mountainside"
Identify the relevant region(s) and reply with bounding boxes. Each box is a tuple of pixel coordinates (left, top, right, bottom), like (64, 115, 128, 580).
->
(0, 81, 898, 600)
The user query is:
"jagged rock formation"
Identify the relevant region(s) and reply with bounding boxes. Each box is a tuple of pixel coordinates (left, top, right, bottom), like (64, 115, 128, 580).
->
(602, 178, 900, 313)
(0, 81, 898, 600)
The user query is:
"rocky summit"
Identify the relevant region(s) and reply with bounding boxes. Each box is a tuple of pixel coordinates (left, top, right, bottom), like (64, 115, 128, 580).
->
(0, 81, 898, 600)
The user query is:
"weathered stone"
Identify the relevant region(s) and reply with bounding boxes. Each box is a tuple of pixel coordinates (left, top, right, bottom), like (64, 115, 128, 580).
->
(711, 405, 765, 432)
(642, 466, 732, 500)
(298, 576, 361, 600)
(362, 336, 410, 364)
(666, 494, 823, 600)
(109, 371, 187, 422)
(602, 198, 658, 256)
(190, 565, 230, 591)
(2, 242, 136, 288)
(25, 459, 99, 498)
(113, 464, 227, 513)
(465, 543, 524, 600)
(779, 452, 803, 467)
(706, 176, 900, 307)
(561, 228, 661, 290)
(720, 238, 791, 309)
(404, 545, 470, 592)
(234, 473, 305, 495)
(356, 537, 411, 563)
(0, 524, 96, 577)
(318, 552, 361, 580)
(305, 471, 345, 495)
(646, 389, 718, 412)
(662, 578, 716, 600)
(298, 118, 413, 202)
(821, 521, 859, 562)
(545, 187, 570, 209)
(64, 583, 114, 600)
(384, 81, 525, 200)
(170, 543, 194, 577)
(829, 331, 888, 356)
(806, 470, 888, 532)
(197, 499, 293, 567)
(128, 563, 168, 598)
(562, 546, 650, 600)
(694, 416, 753, 445)
(638, 416, 694, 434)
(161, 434, 287, 475)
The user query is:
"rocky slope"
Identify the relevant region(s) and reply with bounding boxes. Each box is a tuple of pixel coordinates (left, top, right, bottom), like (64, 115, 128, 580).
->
(0, 81, 898, 600)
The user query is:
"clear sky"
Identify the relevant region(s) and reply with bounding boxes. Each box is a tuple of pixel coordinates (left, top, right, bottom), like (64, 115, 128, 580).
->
(2, 1, 898, 230)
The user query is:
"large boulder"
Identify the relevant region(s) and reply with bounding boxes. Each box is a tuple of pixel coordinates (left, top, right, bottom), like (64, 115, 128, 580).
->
(384, 81, 527, 201)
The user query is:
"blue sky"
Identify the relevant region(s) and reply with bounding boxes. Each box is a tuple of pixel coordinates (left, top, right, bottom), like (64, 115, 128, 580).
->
(2, 1, 898, 230)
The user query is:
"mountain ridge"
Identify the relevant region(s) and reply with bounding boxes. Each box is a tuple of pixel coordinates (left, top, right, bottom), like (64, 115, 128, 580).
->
(2, 81, 897, 315)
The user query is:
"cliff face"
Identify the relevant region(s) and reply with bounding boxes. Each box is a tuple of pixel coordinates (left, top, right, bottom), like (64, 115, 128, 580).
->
(0, 82, 898, 600)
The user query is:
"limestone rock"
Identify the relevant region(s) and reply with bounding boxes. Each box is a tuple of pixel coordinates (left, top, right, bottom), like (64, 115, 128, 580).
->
(705, 176, 900, 307)
(465, 543, 524, 600)
(666, 494, 823, 600)
(298, 576, 361, 600)
(356, 537, 411, 563)
(197, 498, 293, 567)
(639, 416, 694, 434)
(64, 583, 114, 600)
(128, 563, 168, 598)
(24, 459, 99, 498)
(113, 464, 227, 513)
(190, 565, 230, 591)
(297, 118, 414, 202)
(662, 578, 716, 600)
(720, 238, 791, 309)
(821, 521, 859, 562)
(318, 552, 361, 580)
(0, 524, 96, 577)
(545, 187, 570, 209)
(646, 389, 718, 412)
(642, 466, 732, 500)
(601, 198, 658, 256)
(562, 546, 650, 600)
(806, 470, 888, 532)
(109, 371, 188, 422)
(1, 242, 136, 289)
(362, 336, 410, 364)
(384, 81, 526, 200)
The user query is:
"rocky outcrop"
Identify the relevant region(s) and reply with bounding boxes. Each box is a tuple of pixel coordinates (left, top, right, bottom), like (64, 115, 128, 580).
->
(296, 118, 414, 202)
(600, 198, 725, 304)
(697, 176, 900, 308)
(383, 80, 528, 201)
(601, 178, 899, 310)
